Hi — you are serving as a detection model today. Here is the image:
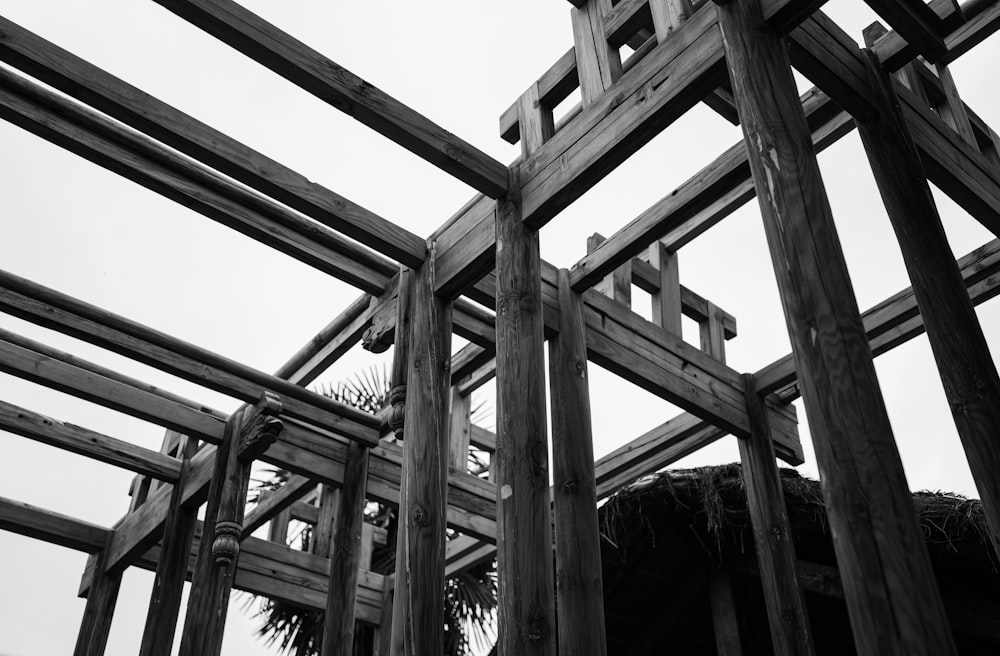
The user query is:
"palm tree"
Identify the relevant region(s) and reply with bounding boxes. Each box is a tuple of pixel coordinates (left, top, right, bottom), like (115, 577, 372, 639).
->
(243, 365, 497, 655)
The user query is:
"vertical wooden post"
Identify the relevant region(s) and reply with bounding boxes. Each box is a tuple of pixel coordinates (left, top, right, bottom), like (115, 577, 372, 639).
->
(494, 164, 557, 656)
(449, 384, 472, 472)
(267, 505, 290, 545)
(321, 440, 371, 656)
(549, 268, 607, 656)
(649, 242, 682, 335)
(178, 396, 281, 656)
(650, 0, 693, 41)
(393, 254, 453, 655)
(74, 545, 123, 656)
(587, 233, 631, 307)
(699, 301, 727, 362)
(858, 48, 1000, 562)
(312, 484, 340, 557)
(740, 374, 814, 655)
(571, 0, 621, 106)
(138, 434, 199, 656)
(717, 1, 957, 654)
(934, 63, 977, 147)
(388, 269, 413, 656)
(708, 568, 744, 656)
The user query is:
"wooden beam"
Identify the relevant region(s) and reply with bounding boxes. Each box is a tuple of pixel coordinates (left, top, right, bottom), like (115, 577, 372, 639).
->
(495, 167, 557, 656)
(242, 474, 315, 537)
(708, 568, 744, 656)
(138, 436, 199, 656)
(0, 399, 182, 482)
(74, 544, 123, 656)
(0, 328, 227, 443)
(571, 0, 622, 106)
(0, 67, 397, 293)
(858, 48, 1000, 561)
(0, 496, 108, 553)
(718, 0, 957, 654)
(861, 0, 948, 61)
(394, 254, 453, 654)
(740, 375, 815, 655)
(321, 441, 371, 655)
(549, 269, 607, 656)
(146, 0, 508, 198)
(0, 17, 428, 265)
(0, 268, 381, 446)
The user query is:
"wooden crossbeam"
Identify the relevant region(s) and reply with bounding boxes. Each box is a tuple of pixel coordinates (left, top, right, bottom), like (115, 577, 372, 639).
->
(0, 399, 183, 482)
(861, 0, 949, 61)
(0, 67, 397, 295)
(436, 0, 830, 297)
(0, 496, 108, 553)
(0, 269, 381, 446)
(147, 0, 508, 198)
(0, 16, 427, 267)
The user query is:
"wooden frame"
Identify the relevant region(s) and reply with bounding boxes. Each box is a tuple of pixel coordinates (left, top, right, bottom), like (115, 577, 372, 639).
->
(1, 0, 1000, 654)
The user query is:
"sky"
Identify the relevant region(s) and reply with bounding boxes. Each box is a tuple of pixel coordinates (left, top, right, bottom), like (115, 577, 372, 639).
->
(1, 1, 999, 654)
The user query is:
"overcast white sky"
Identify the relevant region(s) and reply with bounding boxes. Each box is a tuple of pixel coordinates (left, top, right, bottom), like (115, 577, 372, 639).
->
(1, 1, 999, 654)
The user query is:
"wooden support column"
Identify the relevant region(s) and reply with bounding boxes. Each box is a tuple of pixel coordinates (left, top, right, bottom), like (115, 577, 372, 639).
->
(708, 568, 744, 656)
(138, 434, 199, 656)
(392, 255, 453, 655)
(494, 164, 557, 656)
(312, 484, 340, 557)
(449, 384, 472, 472)
(571, 0, 622, 106)
(387, 268, 413, 656)
(649, 0, 693, 41)
(717, 1, 957, 654)
(178, 395, 282, 656)
(857, 48, 1000, 562)
(587, 233, 631, 307)
(740, 375, 814, 655)
(699, 301, 727, 362)
(74, 544, 123, 656)
(549, 269, 607, 656)
(649, 242, 682, 335)
(267, 505, 290, 545)
(321, 440, 371, 656)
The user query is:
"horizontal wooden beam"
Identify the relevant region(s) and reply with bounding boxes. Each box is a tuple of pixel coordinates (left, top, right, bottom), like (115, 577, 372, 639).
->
(861, 0, 948, 61)
(146, 0, 508, 198)
(0, 495, 109, 553)
(754, 238, 1000, 398)
(569, 87, 850, 290)
(241, 474, 315, 537)
(82, 522, 385, 623)
(0, 66, 398, 294)
(0, 329, 228, 444)
(0, 269, 381, 446)
(0, 16, 427, 266)
(436, 0, 829, 297)
(0, 399, 182, 482)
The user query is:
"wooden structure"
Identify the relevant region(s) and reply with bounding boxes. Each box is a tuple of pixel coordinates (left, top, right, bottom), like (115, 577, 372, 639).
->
(1, 0, 1000, 653)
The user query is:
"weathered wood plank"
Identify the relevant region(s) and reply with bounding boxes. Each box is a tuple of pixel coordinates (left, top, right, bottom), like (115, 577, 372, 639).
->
(740, 375, 815, 655)
(0, 399, 182, 481)
(138, 437, 199, 656)
(549, 269, 607, 656)
(718, 0, 957, 653)
(0, 269, 380, 446)
(0, 496, 108, 553)
(321, 441, 371, 655)
(858, 50, 1000, 561)
(0, 16, 428, 264)
(74, 545, 122, 656)
(395, 254, 452, 654)
(147, 0, 508, 197)
(494, 167, 557, 656)
(0, 66, 397, 293)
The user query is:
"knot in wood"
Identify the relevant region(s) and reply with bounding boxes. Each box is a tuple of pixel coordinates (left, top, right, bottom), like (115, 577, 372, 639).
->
(412, 505, 431, 527)
(562, 479, 578, 495)
(212, 520, 243, 567)
(574, 359, 586, 378)
(414, 357, 422, 370)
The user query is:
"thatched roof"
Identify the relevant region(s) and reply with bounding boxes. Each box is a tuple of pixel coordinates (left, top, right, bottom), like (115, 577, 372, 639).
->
(597, 464, 1000, 655)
